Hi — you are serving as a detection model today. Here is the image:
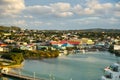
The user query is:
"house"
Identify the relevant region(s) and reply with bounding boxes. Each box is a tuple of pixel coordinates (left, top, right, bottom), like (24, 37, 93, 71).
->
(0, 43, 9, 52)
(20, 44, 36, 51)
(50, 40, 79, 50)
(4, 39, 15, 43)
(114, 45, 120, 50)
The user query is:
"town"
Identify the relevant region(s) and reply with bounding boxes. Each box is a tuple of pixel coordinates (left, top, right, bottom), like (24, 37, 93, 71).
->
(0, 26, 120, 80)
(0, 26, 120, 57)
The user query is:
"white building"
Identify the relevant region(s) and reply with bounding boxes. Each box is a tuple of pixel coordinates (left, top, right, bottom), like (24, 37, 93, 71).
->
(114, 45, 120, 50)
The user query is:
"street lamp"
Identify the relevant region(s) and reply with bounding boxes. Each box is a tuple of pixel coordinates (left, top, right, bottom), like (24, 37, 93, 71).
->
(19, 69, 21, 77)
(33, 72, 35, 80)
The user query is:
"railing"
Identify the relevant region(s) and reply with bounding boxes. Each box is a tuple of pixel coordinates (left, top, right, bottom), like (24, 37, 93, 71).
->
(2, 71, 44, 80)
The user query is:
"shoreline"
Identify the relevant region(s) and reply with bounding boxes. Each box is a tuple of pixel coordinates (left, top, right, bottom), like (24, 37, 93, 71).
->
(0, 61, 24, 69)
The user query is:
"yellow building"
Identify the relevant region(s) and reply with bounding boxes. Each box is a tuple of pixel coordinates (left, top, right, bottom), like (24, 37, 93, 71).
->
(81, 38, 94, 45)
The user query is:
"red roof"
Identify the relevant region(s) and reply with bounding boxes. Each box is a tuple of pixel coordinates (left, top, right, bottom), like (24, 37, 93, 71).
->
(59, 40, 67, 44)
(68, 41, 80, 45)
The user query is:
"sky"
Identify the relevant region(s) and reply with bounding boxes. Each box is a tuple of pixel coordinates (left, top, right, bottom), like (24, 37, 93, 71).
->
(0, 0, 120, 30)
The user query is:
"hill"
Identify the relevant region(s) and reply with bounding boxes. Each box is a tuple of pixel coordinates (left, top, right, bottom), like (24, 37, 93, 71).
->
(0, 26, 21, 32)
(81, 28, 120, 33)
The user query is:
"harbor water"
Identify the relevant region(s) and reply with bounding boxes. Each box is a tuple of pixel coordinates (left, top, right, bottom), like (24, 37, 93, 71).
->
(1, 51, 120, 80)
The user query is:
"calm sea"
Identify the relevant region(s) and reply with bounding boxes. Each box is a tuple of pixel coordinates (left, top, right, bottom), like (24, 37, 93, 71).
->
(1, 51, 120, 80)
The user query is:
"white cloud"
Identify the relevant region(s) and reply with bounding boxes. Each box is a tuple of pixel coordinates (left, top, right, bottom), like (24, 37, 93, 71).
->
(46, 22, 52, 26)
(114, 11, 120, 17)
(25, 1, 117, 18)
(55, 12, 73, 17)
(73, 4, 95, 15)
(24, 1, 120, 19)
(50, 2, 73, 17)
(84, 0, 113, 15)
(70, 17, 100, 25)
(109, 17, 119, 23)
(13, 20, 26, 25)
(30, 21, 43, 26)
(86, 0, 99, 9)
(73, 4, 83, 15)
(102, 3, 113, 9)
(114, 2, 120, 17)
(0, 0, 25, 16)
(25, 5, 52, 15)
(25, 2, 73, 17)
(23, 15, 33, 18)
(115, 2, 120, 8)
(50, 2, 71, 12)
(84, 8, 94, 14)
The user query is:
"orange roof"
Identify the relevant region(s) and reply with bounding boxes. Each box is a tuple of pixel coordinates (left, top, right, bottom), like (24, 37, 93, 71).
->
(51, 40, 80, 45)
(50, 41, 59, 45)
(0, 43, 7, 47)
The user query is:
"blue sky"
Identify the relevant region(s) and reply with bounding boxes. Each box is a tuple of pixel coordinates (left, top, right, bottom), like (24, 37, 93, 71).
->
(0, 0, 120, 30)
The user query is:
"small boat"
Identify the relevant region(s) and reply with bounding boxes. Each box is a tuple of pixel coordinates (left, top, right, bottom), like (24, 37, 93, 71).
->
(101, 63, 120, 80)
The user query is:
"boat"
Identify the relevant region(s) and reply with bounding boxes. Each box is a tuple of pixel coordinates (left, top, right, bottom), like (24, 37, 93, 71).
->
(101, 63, 120, 80)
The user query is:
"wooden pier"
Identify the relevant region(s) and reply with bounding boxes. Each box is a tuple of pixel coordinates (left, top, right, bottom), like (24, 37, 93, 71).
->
(2, 72, 44, 80)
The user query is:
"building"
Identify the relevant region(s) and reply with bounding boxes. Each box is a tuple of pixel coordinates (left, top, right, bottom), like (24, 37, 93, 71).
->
(114, 45, 120, 50)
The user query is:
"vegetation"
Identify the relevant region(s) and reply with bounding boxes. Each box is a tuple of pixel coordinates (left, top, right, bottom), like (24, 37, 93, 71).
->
(22, 50, 59, 59)
(1, 53, 24, 64)
(0, 26, 21, 32)
(1, 48, 59, 62)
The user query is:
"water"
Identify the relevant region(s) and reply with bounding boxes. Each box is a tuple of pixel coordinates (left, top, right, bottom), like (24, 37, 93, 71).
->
(1, 51, 120, 80)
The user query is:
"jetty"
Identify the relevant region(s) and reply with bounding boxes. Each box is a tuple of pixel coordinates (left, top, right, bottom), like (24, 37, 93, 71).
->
(1, 67, 44, 80)
(2, 71, 44, 80)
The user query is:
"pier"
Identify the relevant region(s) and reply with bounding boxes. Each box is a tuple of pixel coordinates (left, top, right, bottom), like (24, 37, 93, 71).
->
(1, 71, 44, 80)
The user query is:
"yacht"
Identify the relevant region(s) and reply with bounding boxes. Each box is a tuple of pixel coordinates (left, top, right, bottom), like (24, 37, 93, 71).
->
(101, 63, 120, 80)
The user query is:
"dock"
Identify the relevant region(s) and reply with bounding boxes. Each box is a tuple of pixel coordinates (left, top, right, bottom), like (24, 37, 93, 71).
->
(2, 71, 44, 80)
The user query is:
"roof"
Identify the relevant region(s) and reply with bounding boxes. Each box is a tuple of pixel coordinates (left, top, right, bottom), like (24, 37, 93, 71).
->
(51, 40, 80, 45)
(50, 41, 59, 45)
(68, 41, 80, 45)
(61, 43, 74, 47)
(0, 43, 7, 47)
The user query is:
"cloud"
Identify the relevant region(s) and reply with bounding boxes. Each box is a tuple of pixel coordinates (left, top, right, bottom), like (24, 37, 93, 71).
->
(25, 1, 118, 18)
(73, 0, 120, 18)
(13, 20, 26, 26)
(84, 8, 94, 14)
(73, 4, 95, 15)
(25, 2, 73, 17)
(23, 15, 33, 18)
(54, 12, 73, 17)
(50, 2, 71, 12)
(114, 11, 120, 17)
(25, 5, 52, 15)
(114, 2, 120, 17)
(71, 17, 100, 24)
(50, 2, 73, 17)
(0, 0, 25, 16)
(85, 0, 113, 15)
(115, 2, 120, 8)
(109, 17, 119, 24)
(0, 0, 119, 30)
(73, 4, 83, 15)
(30, 21, 43, 26)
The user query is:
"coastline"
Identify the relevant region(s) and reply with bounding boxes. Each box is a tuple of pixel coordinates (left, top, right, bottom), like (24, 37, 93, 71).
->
(0, 61, 24, 69)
